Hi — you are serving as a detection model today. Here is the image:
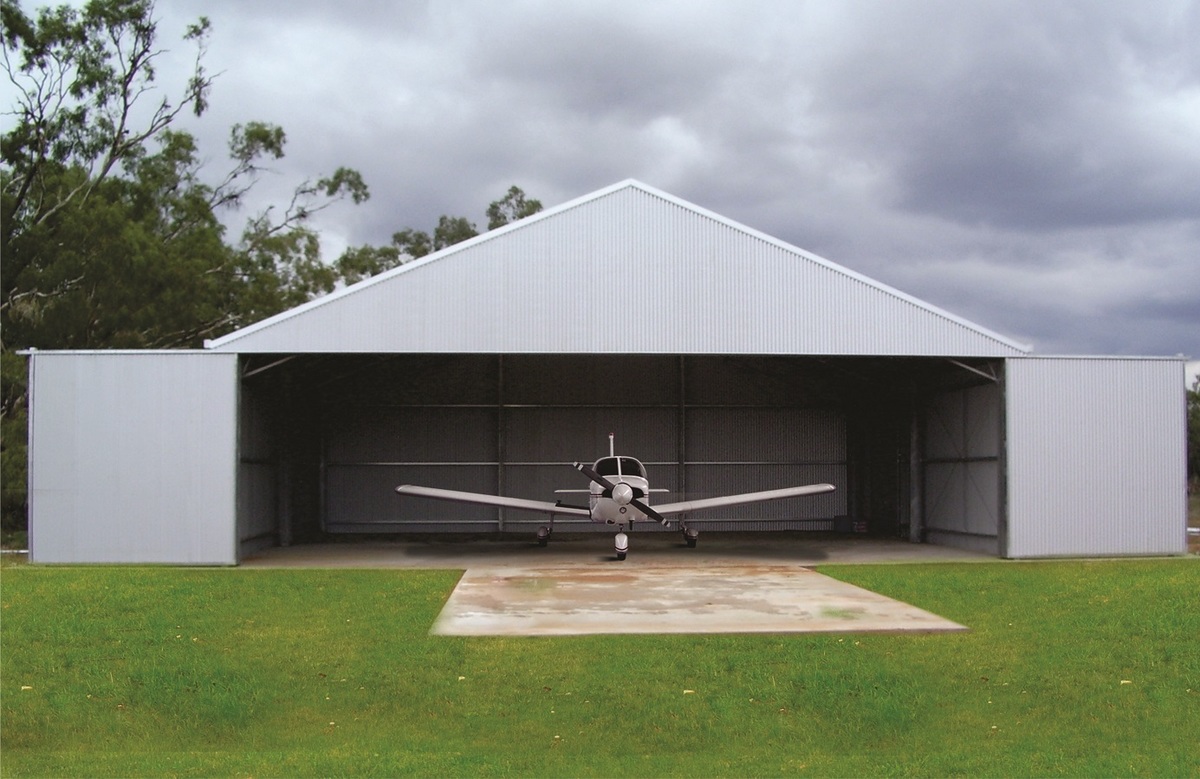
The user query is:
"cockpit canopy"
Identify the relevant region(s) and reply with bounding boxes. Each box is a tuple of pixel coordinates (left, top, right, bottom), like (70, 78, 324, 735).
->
(594, 456, 647, 479)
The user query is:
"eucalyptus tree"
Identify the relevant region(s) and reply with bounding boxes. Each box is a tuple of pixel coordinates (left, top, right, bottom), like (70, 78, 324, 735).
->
(336, 186, 543, 283)
(486, 184, 542, 229)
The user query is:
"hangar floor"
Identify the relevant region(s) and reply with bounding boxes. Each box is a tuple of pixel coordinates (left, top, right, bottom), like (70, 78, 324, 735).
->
(241, 531, 992, 569)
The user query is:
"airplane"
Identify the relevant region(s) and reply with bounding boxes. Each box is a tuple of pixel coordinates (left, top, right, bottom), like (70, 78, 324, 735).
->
(395, 435, 835, 560)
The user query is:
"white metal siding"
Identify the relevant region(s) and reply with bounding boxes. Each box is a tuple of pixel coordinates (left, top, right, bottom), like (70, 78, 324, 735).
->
(1005, 357, 1187, 558)
(28, 351, 239, 564)
(207, 181, 1029, 357)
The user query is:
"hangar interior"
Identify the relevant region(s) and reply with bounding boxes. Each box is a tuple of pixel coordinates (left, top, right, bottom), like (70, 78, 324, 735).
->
(237, 352, 1004, 558)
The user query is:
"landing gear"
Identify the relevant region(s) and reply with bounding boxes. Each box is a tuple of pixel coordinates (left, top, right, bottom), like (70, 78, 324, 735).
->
(536, 525, 552, 547)
(683, 525, 699, 548)
(615, 527, 629, 561)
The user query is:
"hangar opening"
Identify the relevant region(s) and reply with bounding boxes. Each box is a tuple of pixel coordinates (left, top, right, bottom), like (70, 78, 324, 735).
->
(237, 353, 1004, 559)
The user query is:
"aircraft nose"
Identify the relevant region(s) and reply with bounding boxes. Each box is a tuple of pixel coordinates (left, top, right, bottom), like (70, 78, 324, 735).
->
(611, 482, 634, 506)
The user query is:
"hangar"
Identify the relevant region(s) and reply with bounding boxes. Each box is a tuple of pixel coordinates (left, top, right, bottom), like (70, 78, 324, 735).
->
(25, 180, 1187, 564)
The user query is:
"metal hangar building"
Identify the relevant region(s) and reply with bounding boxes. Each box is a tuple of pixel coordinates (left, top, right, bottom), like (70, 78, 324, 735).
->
(25, 181, 1188, 564)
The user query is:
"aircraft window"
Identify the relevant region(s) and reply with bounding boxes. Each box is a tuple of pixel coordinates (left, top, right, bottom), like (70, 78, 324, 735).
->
(619, 458, 645, 478)
(596, 458, 620, 477)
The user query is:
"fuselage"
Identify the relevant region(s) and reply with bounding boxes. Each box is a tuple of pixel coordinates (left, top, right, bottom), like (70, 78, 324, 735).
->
(588, 455, 652, 525)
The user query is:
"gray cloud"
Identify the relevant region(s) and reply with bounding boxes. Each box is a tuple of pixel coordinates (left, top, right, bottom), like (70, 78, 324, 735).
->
(806, 2, 1200, 231)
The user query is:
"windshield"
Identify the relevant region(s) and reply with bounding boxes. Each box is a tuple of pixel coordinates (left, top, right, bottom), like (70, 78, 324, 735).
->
(619, 457, 646, 478)
(594, 457, 646, 478)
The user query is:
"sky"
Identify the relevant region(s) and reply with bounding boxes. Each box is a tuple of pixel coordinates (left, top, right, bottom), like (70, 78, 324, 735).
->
(11, 0, 1200, 381)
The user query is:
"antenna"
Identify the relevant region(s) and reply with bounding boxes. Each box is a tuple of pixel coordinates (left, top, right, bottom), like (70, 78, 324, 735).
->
(609, 433, 615, 457)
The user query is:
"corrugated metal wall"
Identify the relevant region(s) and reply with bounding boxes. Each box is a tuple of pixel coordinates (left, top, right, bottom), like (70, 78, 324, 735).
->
(28, 351, 239, 564)
(921, 382, 1002, 554)
(317, 354, 848, 532)
(1005, 357, 1187, 557)
(238, 378, 279, 556)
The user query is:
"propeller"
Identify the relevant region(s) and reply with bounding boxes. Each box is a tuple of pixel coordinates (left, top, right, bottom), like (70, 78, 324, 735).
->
(573, 461, 669, 525)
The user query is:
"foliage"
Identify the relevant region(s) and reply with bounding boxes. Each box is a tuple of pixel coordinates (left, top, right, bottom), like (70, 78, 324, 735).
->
(335, 186, 542, 282)
(2, 0, 215, 347)
(0, 351, 27, 532)
(486, 184, 542, 229)
(1, 560, 1197, 776)
(1, 0, 371, 352)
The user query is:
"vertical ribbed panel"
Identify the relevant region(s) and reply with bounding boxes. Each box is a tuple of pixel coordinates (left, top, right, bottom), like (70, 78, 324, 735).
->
(922, 383, 1001, 553)
(238, 379, 278, 553)
(28, 351, 239, 564)
(1006, 357, 1187, 558)
(207, 181, 1029, 357)
(684, 408, 845, 463)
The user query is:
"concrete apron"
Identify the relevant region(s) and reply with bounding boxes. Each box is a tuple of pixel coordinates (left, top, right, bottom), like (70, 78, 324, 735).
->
(242, 534, 982, 637)
(433, 564, 968, 637)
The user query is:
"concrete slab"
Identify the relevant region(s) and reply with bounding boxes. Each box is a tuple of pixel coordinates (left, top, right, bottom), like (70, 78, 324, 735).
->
(433, 564, 969, 636)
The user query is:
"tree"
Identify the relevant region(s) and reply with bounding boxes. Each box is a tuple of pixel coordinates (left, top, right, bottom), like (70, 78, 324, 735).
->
(2, 0, 213, 291)
(228, 136, 369, 322)
(335, 185, 542, 282)
(3, 2, 371, 349)
(390, 215, 478, 261)
(486, 184, 542, 229)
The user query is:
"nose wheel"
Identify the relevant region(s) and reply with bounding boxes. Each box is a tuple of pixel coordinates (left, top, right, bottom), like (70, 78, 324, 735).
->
(615, 527, 629, 561)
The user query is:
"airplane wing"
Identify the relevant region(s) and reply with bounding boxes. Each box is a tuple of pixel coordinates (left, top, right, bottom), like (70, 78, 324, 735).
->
(395, 485, 592, 517)
(651, 483, 836, 516)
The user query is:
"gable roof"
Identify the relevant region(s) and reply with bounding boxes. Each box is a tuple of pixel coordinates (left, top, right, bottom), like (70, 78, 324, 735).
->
(205, 180, 1030, 356)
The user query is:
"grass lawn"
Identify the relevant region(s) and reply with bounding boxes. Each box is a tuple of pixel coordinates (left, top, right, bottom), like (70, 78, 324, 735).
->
(1, 559, 1197, 777)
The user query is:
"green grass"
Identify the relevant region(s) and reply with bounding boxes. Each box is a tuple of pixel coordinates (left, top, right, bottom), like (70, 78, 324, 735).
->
(2, 561, 1197, 777)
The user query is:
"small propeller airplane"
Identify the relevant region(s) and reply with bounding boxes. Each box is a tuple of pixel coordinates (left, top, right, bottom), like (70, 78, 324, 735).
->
(395, 435, 835, 560)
